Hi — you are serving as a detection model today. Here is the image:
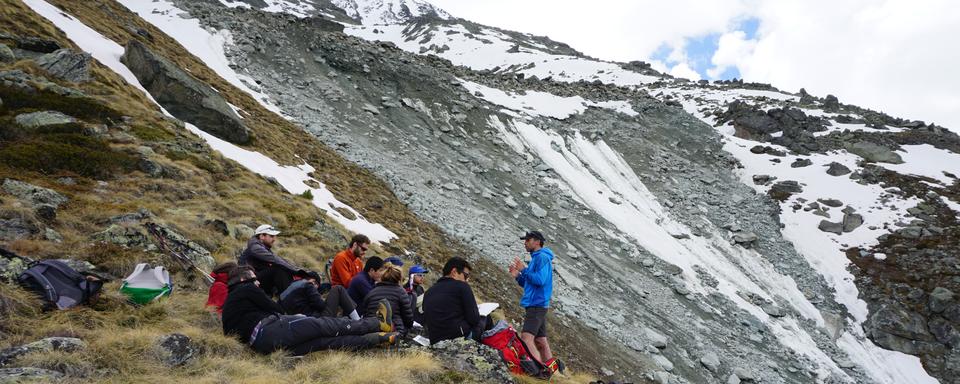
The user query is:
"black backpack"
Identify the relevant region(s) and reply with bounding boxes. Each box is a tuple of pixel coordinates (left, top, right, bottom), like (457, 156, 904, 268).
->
(17, 260, 103, 310)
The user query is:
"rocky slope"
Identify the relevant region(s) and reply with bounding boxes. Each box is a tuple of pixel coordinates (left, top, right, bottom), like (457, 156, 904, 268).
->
(2, 0, 958, 383)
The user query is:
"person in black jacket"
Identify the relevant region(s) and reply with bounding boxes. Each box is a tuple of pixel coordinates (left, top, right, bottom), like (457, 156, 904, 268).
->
(422, 257, 482, 343)
(222, 266, 397, 354)
(239, 224, 297, 297)
(362, 265, 414, 336)
(279, 271, 360, 320)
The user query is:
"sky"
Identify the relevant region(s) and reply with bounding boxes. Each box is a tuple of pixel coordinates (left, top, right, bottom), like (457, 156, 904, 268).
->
(424, 0, 960, 131)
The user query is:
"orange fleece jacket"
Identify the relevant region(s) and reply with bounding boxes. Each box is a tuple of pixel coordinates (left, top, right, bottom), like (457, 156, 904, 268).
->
(330, 249, 364, 287)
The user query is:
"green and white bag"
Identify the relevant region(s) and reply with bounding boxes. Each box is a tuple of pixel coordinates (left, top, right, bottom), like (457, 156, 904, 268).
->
(120, 263, 172, 305)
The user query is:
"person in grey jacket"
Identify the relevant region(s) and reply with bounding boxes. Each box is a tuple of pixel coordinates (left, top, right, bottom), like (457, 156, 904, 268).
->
(239, 224, 297, 297)
(362, 265, 414, 336)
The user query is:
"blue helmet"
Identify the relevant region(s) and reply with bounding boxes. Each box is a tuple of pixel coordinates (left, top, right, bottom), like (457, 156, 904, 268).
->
(409, 265, 429, 274)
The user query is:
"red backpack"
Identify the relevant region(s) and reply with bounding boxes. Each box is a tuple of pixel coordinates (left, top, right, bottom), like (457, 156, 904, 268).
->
(481, 320, 545, 376)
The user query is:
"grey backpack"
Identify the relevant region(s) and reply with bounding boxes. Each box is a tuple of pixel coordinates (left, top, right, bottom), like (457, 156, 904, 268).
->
(17, 260, 103, 310)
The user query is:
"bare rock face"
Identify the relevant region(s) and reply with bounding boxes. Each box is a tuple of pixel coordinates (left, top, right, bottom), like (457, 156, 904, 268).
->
(120, 40, 250, 144)
(33, 48, 93, 83)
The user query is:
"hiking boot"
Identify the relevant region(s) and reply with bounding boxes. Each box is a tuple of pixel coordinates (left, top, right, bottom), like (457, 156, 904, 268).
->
(545, 357, 565, 374)
(363, 332, 398, 347)
(376, 299, 394, 332)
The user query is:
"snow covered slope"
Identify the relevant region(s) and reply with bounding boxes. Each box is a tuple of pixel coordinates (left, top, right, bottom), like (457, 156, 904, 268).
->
(217, 0, 449, 24)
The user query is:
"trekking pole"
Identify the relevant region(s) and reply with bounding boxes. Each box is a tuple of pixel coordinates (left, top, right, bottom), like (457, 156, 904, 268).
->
(144, 222, 214, 286)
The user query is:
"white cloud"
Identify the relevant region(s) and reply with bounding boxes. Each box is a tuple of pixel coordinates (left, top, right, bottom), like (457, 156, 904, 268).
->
(424, 0, 960, 130)
(708, 30, 755, 79)
(735, 0, 960, 129)
(669, 62, 702, 81)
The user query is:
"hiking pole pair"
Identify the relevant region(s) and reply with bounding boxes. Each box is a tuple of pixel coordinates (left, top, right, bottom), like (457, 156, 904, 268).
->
(145, 222, 214, 286)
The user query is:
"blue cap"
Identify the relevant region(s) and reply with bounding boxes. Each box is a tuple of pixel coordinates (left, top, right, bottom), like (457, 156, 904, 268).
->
(409, 265, 428, 274)
(384, 256, 404, 267)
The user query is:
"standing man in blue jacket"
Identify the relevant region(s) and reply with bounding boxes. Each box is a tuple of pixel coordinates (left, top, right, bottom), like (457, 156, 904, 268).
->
(510, 230, 560, 374)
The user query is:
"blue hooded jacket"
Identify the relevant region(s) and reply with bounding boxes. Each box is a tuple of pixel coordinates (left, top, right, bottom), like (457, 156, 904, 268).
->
(516, 247, 554, 308)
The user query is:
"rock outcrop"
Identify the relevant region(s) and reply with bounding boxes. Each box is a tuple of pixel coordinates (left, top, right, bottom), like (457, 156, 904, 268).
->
(33, 48, 93, 83)
(120, 40, 250, 144)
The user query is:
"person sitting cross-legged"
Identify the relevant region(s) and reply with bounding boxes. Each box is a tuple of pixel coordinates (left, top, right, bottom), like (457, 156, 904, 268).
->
(280, 270, 361, 320)
(422, 257, 483, 343)
(222, 266, 397, 355)
(347, 256, 384, 306)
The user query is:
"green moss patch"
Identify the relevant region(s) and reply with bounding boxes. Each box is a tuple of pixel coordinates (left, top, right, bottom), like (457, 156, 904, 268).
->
(0, 84, 123, 124)
(0, 132, 136, 178)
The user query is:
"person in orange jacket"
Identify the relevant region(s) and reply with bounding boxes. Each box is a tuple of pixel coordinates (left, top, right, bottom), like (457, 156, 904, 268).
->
(330, 234, 370, 287)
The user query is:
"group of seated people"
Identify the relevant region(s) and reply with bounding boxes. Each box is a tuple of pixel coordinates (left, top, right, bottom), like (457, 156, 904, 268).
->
(207, 225, 484, 356)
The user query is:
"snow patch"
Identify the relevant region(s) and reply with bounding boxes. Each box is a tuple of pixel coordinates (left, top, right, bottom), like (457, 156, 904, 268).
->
(117, 0, 283, 114)
(461, 80, 636, 119)
(881, 144, 960, 184)
(182, 123, 397, 243)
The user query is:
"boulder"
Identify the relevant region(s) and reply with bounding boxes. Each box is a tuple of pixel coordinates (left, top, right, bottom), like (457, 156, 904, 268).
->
(846, 141, 904, 164)
(817, 198, 843, 208)
(790, 158, 812, 168)
(644, 327, 668, 349)
(0, 248, 31, 282)
(733, 367, 756, 381)
(826, 162, 851, 176)
(842, 213, 863, 233)
(0, 337, 86, 366)
(866, 303, 936, 355)
(0, 215, 39, 242)
(92, 217, 214, 270)
(2, 179, 68, 208)
(429, 338, 513, 384)
(798, 88, 815, 105)
(233, 224, 255, 240)
(0, 44, 14, 63)
(529, 202, 547, 218)
(762, 303, 784, 317)
(768, 180, 802, 201)
(929, 287, 955, 313)
(700, 351, 721, 373)
(121, 40, 250, 144)
(823, 94, 840, 112)
(9, 36, 60, 54)
(33, 48, 93, 83)
(731, 231, 758, 245)
(818, 220, 843, 235)
(13, 111, 77, 129)
(0, 367, 64, 382)
(154, 334, 201, 367)
(752, 175, 773, 185)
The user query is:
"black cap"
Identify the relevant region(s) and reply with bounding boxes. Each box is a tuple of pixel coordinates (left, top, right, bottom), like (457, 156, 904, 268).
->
(520, 231, 546, 243)
(296, 270, 322, 281)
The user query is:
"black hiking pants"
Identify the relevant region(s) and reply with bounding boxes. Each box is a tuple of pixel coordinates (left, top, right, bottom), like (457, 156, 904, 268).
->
(256, 265, 293, 297)
(312, 285, 356, 318)
(250, 314, 380, 355)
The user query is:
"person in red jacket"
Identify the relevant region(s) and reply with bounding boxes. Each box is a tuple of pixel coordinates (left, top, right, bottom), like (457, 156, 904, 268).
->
(206, 261, 237, 314)
(330, 234, 370, 287)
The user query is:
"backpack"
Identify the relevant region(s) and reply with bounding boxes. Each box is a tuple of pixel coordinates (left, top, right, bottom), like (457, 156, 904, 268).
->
(481, 320, 545, 376)
(119, 263, 173, 305)
(17, 260, 104, 310)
